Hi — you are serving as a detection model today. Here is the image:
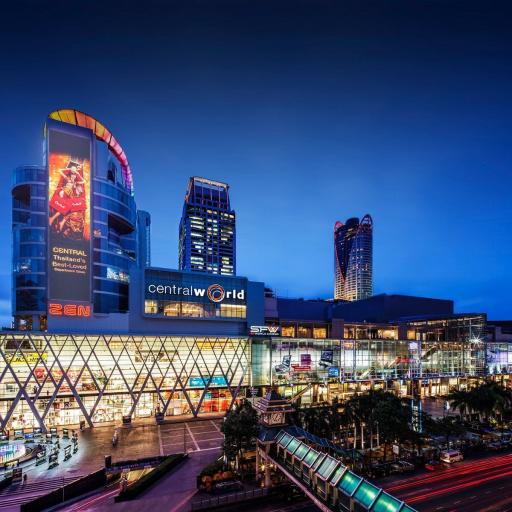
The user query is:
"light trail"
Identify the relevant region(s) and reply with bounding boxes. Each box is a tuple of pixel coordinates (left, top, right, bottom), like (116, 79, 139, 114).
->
(405, 468, 512, 505)
(398, 465, 512, 502)
(385, 453, 512, 493)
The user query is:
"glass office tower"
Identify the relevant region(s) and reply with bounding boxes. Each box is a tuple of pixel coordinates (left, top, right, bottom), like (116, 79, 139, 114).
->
(334, 215, 373, 301)
(179, 177, 236, 275)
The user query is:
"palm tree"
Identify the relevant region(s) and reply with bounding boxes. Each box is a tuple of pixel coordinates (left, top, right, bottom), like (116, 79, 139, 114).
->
(447, 389, 472, 419)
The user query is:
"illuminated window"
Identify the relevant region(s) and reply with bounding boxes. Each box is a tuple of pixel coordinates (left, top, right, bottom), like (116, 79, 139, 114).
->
(297, 325, 312, 338)
(281, 325, 295, 337)
(145, 300, 158, 314)
(313, 327, 327, 339)
(181, 303, 204, 318)
(407, 330, 416, 340)
(163, 302, 181, 317)
(219, 304, 247, 318)
(378, 329, 397, 340)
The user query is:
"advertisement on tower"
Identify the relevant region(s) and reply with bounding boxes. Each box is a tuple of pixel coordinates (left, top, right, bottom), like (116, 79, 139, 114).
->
(47, 127, 92, 313)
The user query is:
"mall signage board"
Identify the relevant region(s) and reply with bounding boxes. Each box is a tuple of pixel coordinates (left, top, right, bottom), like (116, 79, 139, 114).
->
(188, 376, 228, 388)
(46, 123, 92, 316)
(145, 269, 247, 305)
(250, 325, 280, 336)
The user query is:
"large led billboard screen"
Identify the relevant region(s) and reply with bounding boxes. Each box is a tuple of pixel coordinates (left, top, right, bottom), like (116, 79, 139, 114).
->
(47, 127, 92, 309)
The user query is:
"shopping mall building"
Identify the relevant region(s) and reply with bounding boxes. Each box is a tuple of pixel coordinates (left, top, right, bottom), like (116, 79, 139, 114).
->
(3, 110, 510, 432)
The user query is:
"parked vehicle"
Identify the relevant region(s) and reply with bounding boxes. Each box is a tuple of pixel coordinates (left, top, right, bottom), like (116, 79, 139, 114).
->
(213, 480, 243, 494)
(487, 442, 503, 451)
(440, 450, 463, 463)
(390, 461, 415, 473)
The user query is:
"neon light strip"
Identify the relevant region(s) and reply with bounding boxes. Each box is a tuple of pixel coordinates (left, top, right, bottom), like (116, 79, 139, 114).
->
(48, 109, 134, 194)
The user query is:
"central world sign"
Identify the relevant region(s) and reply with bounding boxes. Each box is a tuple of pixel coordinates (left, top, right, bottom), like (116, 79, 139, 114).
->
(147, 283, 245, 303)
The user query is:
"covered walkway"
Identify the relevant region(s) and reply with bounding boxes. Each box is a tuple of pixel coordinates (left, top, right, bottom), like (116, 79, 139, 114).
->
(266, 430, 417, 512)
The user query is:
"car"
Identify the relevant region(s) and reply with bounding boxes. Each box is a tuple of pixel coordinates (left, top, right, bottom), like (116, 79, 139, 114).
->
(487, 441, 503, 451)
(440, 450, 463, 463)
(390, 461, 415, 473)
(425, 460, 445, 471)
(213, 480, 243, 494)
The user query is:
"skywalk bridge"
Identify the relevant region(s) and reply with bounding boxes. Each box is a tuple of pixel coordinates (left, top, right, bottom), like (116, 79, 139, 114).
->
(260, 430, 417, 512)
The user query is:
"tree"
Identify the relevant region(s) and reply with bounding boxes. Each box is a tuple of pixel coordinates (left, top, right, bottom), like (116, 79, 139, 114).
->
(448, 381, 512, 423)
(372, 398, 410, 461)
(447, 389, 472, 419)
(341, 389, 409, 452)
(221, 399, 259, 471)
(424, 415, 466, 447)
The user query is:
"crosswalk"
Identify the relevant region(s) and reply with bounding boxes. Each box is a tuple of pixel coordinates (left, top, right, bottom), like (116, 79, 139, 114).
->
(0, 475, 82, 511)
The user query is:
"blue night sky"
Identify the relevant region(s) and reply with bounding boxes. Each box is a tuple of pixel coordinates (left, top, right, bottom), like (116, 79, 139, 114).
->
(1, 1, 511, 324)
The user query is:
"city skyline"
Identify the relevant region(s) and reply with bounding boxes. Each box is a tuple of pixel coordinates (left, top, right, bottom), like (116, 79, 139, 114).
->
(1, 1, 512, 325)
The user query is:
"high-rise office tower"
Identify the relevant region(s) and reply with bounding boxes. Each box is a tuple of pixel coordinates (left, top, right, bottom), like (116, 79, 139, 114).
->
(137, 210, 151, 268)
(179, 177, 236, 275)
(334, 215, 373, 301)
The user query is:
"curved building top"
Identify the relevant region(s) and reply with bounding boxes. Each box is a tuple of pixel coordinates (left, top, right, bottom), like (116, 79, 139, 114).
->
(47, 109, 134, 195)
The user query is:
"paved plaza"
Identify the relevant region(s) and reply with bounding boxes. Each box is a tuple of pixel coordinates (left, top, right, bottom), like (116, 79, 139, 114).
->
(0, 418, 225, 511)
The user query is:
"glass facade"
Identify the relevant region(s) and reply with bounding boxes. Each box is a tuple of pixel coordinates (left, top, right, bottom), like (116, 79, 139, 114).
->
(252, 315, 487, 388)
(92, 159, 137, 314)
(334, 215, 373, 301)
(179, 177, 236, 275)
(0, 333, 250, 430)
(12, 166, 48, 330)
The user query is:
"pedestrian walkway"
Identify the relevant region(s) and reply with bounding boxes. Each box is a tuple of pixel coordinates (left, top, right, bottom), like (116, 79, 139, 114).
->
(0, 475, 82, 511)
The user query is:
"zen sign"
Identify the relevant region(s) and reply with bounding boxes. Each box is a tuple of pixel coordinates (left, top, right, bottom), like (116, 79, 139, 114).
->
(249, 326, 280, 336)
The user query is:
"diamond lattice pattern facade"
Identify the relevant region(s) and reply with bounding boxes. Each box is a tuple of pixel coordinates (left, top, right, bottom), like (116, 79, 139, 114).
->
(0, 334, 250, 431)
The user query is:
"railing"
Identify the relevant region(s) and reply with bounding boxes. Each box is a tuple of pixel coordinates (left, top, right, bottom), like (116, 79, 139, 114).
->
(191, 487, 269, 510)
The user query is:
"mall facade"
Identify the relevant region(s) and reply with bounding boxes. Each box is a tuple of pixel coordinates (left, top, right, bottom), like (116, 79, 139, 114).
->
(3, 110, 509, 432)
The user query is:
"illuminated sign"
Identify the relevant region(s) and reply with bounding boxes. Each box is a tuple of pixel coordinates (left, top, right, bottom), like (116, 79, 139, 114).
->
(47, 125, 92, 312)
(146, 283, 245, 302)
(291, 354, 312, 372)
(328, 366, 340, 378)
(9, 352, 48, 365)
(188, 376, 228, 388)
(107, 267, 130, 283)
(48, 303, 91, 317)
(250, 326, 280, 336)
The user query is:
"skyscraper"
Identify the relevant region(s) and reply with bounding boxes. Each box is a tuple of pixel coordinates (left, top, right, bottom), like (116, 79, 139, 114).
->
(334, 215, 373, 301)
(179, 177, 236, 275)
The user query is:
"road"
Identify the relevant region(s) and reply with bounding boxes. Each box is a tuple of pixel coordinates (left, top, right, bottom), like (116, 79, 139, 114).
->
(382, 452, 512, 511)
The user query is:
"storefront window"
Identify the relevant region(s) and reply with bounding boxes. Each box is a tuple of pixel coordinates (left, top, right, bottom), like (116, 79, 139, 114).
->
(0, 334, 250, 429)
(143, 300, 246, 319)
